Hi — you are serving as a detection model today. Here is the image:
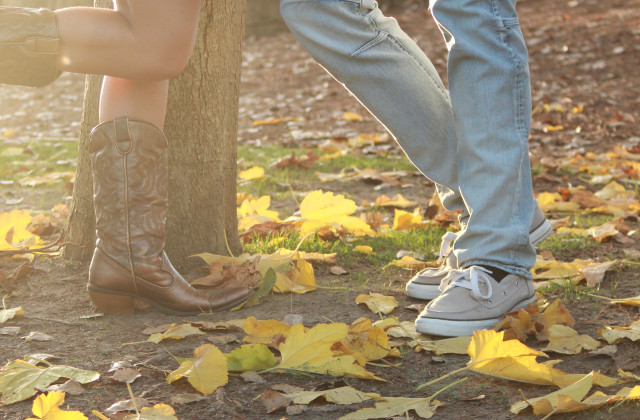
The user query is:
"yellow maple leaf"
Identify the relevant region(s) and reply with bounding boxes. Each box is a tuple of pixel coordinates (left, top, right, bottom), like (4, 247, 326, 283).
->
(238, 195, 280, 220)
(274, 258, 316, 294)
(242, 316, 293, 345)
(238, 166, 265, 181)
(26, 391, 87, 420)
(298, 190, 374, 236)
(166, 344, 228, 394)
(536, 192, 581, 213)
(337, 318, 391, 363)
(392, 208, 424, 231)
(277, 323, 382, 380)
(0, 210, 43, 251)
(466, 330, 616, 388)
(355, 293, 398, 315)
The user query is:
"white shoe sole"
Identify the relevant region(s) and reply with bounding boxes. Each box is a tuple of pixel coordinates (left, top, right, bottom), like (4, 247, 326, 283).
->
(414, 295, 538, 337)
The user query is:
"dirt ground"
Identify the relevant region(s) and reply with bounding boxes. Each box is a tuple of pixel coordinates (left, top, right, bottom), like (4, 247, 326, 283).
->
(1, 0, 640, 419)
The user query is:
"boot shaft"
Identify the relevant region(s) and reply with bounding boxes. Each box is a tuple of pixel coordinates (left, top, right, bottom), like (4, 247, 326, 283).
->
(89, 118, 169, 271)
(0, 7, 61, 87)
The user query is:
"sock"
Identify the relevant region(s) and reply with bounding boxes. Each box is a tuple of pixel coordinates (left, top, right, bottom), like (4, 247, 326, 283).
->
(478, 265, 510, 282)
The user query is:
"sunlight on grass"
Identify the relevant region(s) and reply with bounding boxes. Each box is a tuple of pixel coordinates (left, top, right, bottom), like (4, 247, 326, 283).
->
(243, 227, 448, 268)
(537, 233, 601, 257)
(574, 213, 614, 228)
(0, 140, 77, 183)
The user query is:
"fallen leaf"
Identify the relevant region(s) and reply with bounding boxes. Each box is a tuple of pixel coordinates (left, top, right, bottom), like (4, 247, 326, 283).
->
(330, 266, 349, 276)
(243, 316, 293, 347)
(169, 394, 207, 405)
(261, 389, 291, 413)
(166, 344, 228, 395)
(104, 398, 151, 416)
(599, 320, 640, 344)
(284, 386, 381, 405)
(581, 261, 616, 287)
(354, 245, 373, 255)
(225, 344, 277, 372)
(542, 325, 601, 354)
(393, 209, 424, 231)
(512, 373, 640, 416)
(25, 391, 87, 420)
(0, 306, 23, 323)
(298, 190, 375, 237)
(373, 194, 417, 209)
(123, 404, 178, 420)
(274, 257, 316, 294)
(0, 359, 100, 405)
(147, 323, 205, 344)
(339, 396, 442, 419)
(38, 379, 85, 396)
(110, 367, 141, 384)
(238, 166, 265, 181)
(240, 371, 265, 384)
(414, 337, 472, 355)
(277, 323, 382, 380)
(356, 293, 398, 315)
(336, 318, 391, 363)
(22, 332, 53, 342)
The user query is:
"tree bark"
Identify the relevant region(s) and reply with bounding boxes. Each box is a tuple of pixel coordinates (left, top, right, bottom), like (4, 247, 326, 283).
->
(164, 0, 247, 265)
(62, 0, 110, 261)
(64, 0, 247, 267)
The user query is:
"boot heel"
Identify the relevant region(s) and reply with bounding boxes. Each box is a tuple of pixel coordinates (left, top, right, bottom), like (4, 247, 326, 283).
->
(89, 290, 135, 314)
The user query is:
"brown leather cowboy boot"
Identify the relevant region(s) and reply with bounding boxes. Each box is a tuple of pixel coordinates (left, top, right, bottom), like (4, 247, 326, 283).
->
(0, 7, 61, 87)
(87, 118, 253, 315)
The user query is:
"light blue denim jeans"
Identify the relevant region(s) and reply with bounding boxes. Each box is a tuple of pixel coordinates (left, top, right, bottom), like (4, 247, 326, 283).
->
(280, 0, 535, 278)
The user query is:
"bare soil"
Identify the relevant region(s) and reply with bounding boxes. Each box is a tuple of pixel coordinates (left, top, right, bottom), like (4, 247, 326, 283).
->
(1, 0, 639, 419)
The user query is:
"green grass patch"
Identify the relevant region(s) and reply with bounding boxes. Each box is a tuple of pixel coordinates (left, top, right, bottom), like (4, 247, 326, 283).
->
(0, 140, 77, 183)
(242, 226, 448, 270)
(573, 213, 613, 228)
(536, 233, 601, 257)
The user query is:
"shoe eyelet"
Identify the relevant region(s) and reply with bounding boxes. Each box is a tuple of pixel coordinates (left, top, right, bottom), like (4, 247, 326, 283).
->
(488, 299, 493, 303)
(502, 290, 507, 295)
(515, 281, 519, 286)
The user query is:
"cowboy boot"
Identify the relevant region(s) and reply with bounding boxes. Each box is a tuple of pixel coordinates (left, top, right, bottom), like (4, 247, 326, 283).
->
(87, 118, 253, 315)
(0, 7, 61, 87)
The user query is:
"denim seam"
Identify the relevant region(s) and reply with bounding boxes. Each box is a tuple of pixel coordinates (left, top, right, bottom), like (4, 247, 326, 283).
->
(353, 16, 448, 98)
(351, 30, 388, 56)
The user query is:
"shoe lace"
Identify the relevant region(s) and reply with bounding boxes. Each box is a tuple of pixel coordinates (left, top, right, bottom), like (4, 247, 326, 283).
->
(439, 266, 494, 300)
(437, 231, 458, 265)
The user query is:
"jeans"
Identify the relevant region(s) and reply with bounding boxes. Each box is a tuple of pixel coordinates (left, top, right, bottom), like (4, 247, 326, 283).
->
(280, 0, 535, 278)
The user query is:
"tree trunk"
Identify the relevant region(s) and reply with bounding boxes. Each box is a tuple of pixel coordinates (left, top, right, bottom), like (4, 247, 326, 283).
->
(62, 0, 110, 261)
(64, 0, 247, 267)
(165, 0, 247, 265)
